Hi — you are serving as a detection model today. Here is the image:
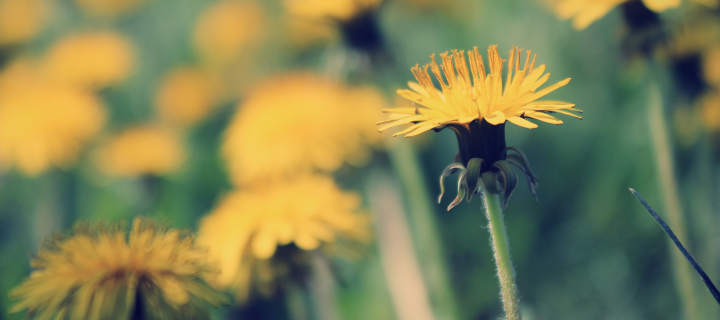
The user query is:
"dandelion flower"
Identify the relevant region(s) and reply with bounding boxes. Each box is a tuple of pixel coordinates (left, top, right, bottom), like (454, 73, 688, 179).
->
(223, 73, 384, 186)
(193, 0, 264, 67)
(198, 175, 369, 300)
(0, 60, 105, 176)
(0, 0, 48, 45)
(700, 92, 720, 131)
(380, 46, 579, 208)
(72, 0, 153, 17)
(42, 32, 135, 88)
(95, 126, 186, 177)
(155, 67, 223, 127)
(285, 0, 382, 22)
(10, 217, 227, 320)
(551, 0, 712, 30)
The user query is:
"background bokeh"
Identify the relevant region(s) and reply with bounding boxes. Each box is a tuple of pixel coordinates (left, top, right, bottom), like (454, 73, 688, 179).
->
(1, 0, 720, 319)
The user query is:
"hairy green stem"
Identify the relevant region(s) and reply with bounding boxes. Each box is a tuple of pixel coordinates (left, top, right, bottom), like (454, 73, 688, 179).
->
(482, 191, 519, 320)
(647, 84, 700, 320)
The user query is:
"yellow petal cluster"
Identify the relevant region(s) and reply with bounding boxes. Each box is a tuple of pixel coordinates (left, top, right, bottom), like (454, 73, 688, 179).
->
(42, 32, 136, 88)
(10, 217, 227, 320)
(198, 175, 370, 300)
(551, 0, 714, 30)
(155, 67, 223, 127)
(72, 0, 153, 17)
(193, 0, 264, 67)
(0, 60, 106, 175)
(380, 46, 580, 138)
(0, 0, 48, 45)
(95, 126, 186, 177)
(284, 0, 382, 22)
(223, 73, 384, 186)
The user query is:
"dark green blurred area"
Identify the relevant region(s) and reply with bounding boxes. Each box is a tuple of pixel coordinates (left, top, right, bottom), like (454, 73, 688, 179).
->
(2, 0, 720, 319)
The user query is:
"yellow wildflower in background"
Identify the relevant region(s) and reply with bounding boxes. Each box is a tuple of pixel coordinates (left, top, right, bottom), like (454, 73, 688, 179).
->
(0, 0, 48, 45)
(0, 60, 105, 176)
(42, 32, 136, 88)
(10, 217, 227, 319)
(700, 92, 720, 131)
(703, 46, 720, 87)
(155, 67, 223, 127)
(223, 73, 384, 186)
(95, 126, 186, 177)
(193, 0, 264, 67)
(380, 46, 580, 137)
(198, 175, 370, 301)
(550, 0, 714, 30)
(285, 0, 382, 22)
(72, 0, 153, 17)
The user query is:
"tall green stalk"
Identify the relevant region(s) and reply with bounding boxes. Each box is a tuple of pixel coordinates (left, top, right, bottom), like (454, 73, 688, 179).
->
(647, 84, 700, 320)
(481, 190, 519, 320)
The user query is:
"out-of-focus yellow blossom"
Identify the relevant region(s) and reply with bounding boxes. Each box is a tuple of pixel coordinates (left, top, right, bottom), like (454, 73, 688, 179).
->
(42, 32, 135, 88)
(0, 0, 48, 45)
(223, 73, 385, 186)
(700, 92, 720, 131)
(380, 46, 580, 137)
(0, 60, 105, 176)
(156, 67, 223, 127)
(95, 126, 186, 177)
(194, 0, 264, 67)
(10, 217, 227, 320)
(72, 0, 152, 18)
(550, 0, 714, 30)
(285, 0, 382, 22)
(703, 46, 720, 87)
(198, 175, 370, 300)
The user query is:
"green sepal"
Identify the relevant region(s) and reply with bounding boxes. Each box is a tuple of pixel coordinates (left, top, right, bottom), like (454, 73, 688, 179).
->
(503, 147, 539, 199)
(481, 171, 501, 194)
(438, 163, 465, 203)
(493, 160, 518, 209)
(448, 171, 468, 211)
(465, 158, 484, 202)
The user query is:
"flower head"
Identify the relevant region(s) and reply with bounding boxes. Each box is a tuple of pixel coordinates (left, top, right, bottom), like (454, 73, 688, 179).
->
(285, 0, 382, 22)
(0, 0, 48, 45)
(223, 73, 383, 186)
(0, 60, 106, 175)
(155, 67, 223, 127)
(198, 175, 369, 301)
(380, 46, 580, 138)
(10, 217, 227, 319)
(42, 32, 136, 88)
(95, 125, 186, 177)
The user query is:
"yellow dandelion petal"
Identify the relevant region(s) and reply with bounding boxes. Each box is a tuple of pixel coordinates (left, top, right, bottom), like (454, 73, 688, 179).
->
(42, 32, 136, 88)
(284, 0, 382, 22)
(0, 0, 48, 45)
(197, 175, 370, 300)
(155, 67, 223, 127)
(10, 217, 228, 319)
(0, 59, 106, 175)
(223, 73, 385, 186)
(642, 0, 681, 11)
(382, 46, 579, 138)
(194, 0, 265, 67)
(95, 125, 186, 177)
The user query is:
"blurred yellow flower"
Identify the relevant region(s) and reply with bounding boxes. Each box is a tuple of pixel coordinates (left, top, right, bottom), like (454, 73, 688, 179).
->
(156, 67, 223, 127)
(380, 46, 580, 138)
(42, 32, 136, 88)
(703, 46, 720, 87)
(223, 73, 384, 186)
(0, 60, 105, 176)
(95, 126, 186, 177)
(0, 0, 48, 45)
(285, 0, 382, 22)
(194, 0, 264, 67)
(198, 175, 369, 300)
(10, 217, 227, 319)
(72, 0, 152, 17)
(551, 0, 713, 30)
(700, 92, 720, 131)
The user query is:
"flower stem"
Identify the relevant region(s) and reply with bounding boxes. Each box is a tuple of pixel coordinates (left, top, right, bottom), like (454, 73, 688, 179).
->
(481, 190, 519, 320)
(647, 84, 700, 320)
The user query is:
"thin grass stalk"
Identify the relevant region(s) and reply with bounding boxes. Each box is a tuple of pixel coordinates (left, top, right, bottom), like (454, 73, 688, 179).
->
(388, 140, 460, 320)
(481, 190, 519, 320)
(647, 84, 700, 320)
